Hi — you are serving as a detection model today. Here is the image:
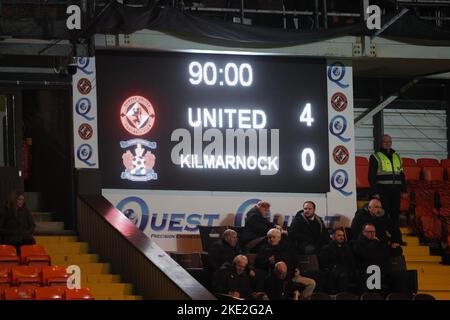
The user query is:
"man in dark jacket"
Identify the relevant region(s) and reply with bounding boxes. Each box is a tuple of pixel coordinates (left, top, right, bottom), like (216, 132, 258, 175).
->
(212, 255, 254, 299)
(255, 228, 293, 273)
(208, 229, 242, 272)
(319, 228, 356, 293)
(351, 199, 402, 256)
(369, 134, 407, 236)
(241, 201, 282, 252)
(264, 261, 295, 300)
(288, 201, 330, 254)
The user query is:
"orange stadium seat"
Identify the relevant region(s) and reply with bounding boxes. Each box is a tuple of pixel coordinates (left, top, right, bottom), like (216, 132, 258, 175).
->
(35, 286, 65, 300)
(440, 159, 450, 168)
(417, 158, 440, 168)
(20, 245, 51, 266)
(423, 167, 444, 182)
(12, 266, 41, 287)
(355, 156, 369, 166)
(0, 245, 20, 268)
(403, 166, 421, 182)
(65, 288, 94, 300)
(42, 266, 69, 287)
(402, 158, 416, 167)
(356, 164, 370, 189)
(0, 268, 11, 286)
(4, 286, 35, 300)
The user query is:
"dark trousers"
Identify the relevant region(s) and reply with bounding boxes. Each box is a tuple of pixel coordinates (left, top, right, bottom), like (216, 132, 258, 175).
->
(4, 238, 36, 254)
(379, 186, 402, 230)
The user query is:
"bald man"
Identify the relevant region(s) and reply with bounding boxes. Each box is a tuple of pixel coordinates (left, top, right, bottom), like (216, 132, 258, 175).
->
(369, 134, 406, 235)
(208, 229, 242, 271)
(351, 198, 402, 251)
(212, 255, 253, 299)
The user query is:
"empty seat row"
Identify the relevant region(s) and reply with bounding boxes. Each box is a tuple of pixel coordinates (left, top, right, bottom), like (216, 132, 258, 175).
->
(0, 265, 70, 287)
(0, 286, 93, 300)
(0, 245, 50, 267)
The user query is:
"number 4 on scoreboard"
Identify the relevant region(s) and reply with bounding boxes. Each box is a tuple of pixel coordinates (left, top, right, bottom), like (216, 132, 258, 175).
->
(299, 103, 314, 127)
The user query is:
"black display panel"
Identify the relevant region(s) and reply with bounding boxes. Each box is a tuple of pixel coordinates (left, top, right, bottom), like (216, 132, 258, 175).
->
(96, 51, 329, 193)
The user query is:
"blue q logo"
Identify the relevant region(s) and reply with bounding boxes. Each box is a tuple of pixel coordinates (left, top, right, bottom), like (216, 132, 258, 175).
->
(77, 57, 93, 75)
(328, 62, 349, 89)
(331, 169, 353, 196)
(76, 144, 96, 166)
(234, 198, 261, 227)
(75, 98, 94, 121)
(116, 197, 149, 231)
(329, 115, 351, 142)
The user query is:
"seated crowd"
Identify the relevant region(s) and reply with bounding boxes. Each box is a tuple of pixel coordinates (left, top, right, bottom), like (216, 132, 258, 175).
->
(207, 199, 407, 300)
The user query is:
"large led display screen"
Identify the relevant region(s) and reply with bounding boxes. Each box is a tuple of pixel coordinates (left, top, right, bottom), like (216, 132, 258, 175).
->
(96, 51, 329, 193)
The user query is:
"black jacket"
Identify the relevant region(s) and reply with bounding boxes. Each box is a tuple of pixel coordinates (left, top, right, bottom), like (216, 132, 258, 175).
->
(350, 207, 402, 244)
(319, 241, 356, 274)
(264, 273, 296, 300)
(369, 148, 406, 195)
(0, 205, 36, 243)
(288, 210, 330, 252)
(255, 240, 294, 273)
(212, 263, 253, 299)
(241, 206, 275, 246)
(208, 239, 242, 271)
(352, 235, 391, 273)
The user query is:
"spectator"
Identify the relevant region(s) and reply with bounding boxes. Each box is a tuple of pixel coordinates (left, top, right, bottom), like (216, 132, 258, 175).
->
(241, 201, 285, 252)
(291, 267, 316, 300)
(255, 228, 293, 273)
(208, 229, 242, 271)
(351, 199, 402, 256)
(0, 191, 36, 253)
(369, 134, 407, 239)
(212, 255, 254, 299)
(288, 201, 330, 254)
(319, 228, 356, 293)
(352, 223, 391, 292)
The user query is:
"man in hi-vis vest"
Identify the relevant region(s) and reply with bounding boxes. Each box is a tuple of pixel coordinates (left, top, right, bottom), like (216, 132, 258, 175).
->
(369, 135, 406, 245)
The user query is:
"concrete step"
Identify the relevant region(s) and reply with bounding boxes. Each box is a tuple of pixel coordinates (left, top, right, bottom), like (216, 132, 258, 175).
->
(418, 283, 450, 291)
(35, 235, 78, 243)
(44, 242, 89, 254)
(76, 263, 111, 275)
(400, 227, 410, 235)
(34, 230, 77, 236)
(407, 263, 450, 274)
(403, 246, 430, 256)
(35, 221, 65, 232)
(83, 274, 121, 284)
(418, 291, 450, 300)
(405, 255, 442, 263)
(403, 236, 420, 246)
(51, 253, 99, 265)
(32, 212, 53, 222)
(418, 274, 450, 285)
(87, 283, 133, 296)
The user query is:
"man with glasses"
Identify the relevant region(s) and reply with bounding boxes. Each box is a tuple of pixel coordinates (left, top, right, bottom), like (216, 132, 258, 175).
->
(351, 199, 402, 255)
(369, 134, 407, 238)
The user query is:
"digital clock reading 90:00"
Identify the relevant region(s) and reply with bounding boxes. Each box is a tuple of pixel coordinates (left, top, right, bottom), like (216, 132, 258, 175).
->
(189, 61, 253, 87)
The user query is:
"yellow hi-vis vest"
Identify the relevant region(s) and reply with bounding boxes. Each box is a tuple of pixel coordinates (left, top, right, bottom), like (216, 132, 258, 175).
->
(374, 151, 403, 185)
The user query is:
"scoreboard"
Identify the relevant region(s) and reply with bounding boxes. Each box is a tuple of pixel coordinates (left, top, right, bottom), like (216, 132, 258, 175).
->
(96, 51, 330, 193)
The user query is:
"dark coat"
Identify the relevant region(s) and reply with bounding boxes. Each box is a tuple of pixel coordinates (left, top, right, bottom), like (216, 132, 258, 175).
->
(241, 206, 275, 246)
(352, 235, 391, 273)
(264, 273, 296, 300)
(319, 241, 356, 274)
(350, 207, 402, 244)
(212, 263, 253, 299)
(288, 210, 330, 252)
(255, 240, 294, 273)
(208, 239, 242, 271)
(0, 205, 36, 243)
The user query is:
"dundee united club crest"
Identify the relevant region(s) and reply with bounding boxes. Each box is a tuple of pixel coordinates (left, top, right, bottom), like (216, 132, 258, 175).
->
(120, 96, 155, 136)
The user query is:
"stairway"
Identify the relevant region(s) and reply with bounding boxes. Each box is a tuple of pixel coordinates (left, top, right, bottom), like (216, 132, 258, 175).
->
(402, 227, 450, 300)
(33, 212, 143, 300)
